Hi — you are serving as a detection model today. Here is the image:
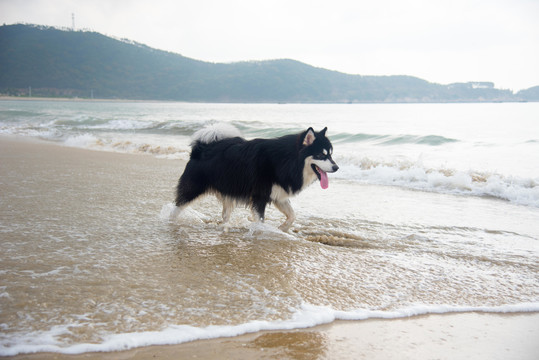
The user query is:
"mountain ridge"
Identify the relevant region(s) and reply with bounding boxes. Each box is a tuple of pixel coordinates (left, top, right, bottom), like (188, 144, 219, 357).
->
(0, 24, 536, 102)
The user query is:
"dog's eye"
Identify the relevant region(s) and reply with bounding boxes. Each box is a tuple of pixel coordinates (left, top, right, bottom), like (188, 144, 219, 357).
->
(323, 149, 328, 156)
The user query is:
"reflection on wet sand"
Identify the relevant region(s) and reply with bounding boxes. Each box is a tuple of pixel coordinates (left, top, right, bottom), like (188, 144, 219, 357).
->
(248, 331, 328, 360)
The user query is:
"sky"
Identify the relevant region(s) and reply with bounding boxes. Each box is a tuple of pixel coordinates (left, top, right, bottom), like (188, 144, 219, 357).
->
(1, 0, 538, 91)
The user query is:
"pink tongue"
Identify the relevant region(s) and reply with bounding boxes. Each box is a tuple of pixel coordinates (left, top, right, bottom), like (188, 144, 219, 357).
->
(319, 169, 329, 189)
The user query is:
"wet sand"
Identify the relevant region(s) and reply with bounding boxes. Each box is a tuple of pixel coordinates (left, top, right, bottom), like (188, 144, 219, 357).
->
(2, 136, 539, 359)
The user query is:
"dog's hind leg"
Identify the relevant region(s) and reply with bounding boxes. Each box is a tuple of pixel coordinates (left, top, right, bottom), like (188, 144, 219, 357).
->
(169, 204, 185, 221)
(219, 196, 235, 230)
(172, 175, 206, 221)
(248, 208, 258, 222)
(274, 199, 296, 232)
(251, 197, 268, 224)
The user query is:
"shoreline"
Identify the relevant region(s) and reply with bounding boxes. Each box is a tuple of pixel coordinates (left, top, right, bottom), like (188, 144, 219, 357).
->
(0, 95, 535, 105)
(9, 312, 539, 360)
(0, 96, 172, 103)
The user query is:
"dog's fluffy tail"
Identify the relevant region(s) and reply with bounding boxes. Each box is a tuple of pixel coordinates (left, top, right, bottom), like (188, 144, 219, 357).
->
(191, 123, 242, 145)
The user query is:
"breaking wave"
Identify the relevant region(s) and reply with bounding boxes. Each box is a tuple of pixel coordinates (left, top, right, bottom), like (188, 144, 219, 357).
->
(1, 100, 538, 207)
(331, 132, 459, 146)
(336, 157, 539, 207)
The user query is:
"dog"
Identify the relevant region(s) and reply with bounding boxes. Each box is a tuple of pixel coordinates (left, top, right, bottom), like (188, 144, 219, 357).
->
(171, 123, 338, 231)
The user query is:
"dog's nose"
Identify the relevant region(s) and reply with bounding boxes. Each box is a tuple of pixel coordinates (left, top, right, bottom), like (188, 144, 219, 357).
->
(332, 164, 339, 172)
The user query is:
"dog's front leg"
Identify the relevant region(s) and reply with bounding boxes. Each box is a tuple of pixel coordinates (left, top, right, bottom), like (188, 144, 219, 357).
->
(274, 199, 296, 232)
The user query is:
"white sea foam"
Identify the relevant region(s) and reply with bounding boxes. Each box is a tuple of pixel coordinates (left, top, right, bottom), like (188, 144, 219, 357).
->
(86, 119, 151, 130)
(160, 202, 213, 224)
(160, 202, 178, 221)
(60, 133, 191, 159)
(63, 133, 101, 148)
(245, 221, 297, 241)
(2, 302, 538, 356)
(336, 159, 539, 207)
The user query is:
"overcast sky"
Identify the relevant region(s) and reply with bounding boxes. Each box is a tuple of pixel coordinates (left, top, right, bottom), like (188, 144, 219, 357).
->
(1, 0, 538, 91)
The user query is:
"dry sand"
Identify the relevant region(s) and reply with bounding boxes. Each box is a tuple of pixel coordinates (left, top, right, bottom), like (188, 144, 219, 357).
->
(2, 136, 538, 360)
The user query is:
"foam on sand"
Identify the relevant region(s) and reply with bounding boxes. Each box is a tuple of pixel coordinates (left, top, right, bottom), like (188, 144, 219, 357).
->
(2, 302, 538, 356)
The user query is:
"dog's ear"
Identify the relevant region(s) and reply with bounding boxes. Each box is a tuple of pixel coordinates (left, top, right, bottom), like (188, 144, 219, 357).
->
(302, 128, 316, 146)
(319, 127, 327, 136)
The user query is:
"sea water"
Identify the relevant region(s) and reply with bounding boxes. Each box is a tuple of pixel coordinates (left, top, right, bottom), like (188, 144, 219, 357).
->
(0, 100, 538, 355)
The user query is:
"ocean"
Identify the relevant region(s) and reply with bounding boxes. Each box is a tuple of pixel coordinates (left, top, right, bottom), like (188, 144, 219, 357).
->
(0, 100, 538, 355)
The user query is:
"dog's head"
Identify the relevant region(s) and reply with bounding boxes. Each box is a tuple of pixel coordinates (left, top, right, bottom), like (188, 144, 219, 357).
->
(300, 127, 339, 189)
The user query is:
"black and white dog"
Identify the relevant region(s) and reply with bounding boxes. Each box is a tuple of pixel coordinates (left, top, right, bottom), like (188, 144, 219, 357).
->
(172, 124, 338, 231)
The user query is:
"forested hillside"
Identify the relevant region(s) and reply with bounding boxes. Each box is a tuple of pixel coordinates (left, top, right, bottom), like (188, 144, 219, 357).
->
(0, 24, 534, 102)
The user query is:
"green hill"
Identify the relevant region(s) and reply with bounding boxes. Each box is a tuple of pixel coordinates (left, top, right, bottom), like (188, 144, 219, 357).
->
(0, 24, 531, 102)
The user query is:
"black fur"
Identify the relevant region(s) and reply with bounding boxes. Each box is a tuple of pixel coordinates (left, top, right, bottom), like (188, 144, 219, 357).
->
(175, 127, 336, 223)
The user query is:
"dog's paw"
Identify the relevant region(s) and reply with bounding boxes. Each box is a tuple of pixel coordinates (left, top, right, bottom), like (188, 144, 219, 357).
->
(218, 223, 231, 233)
(278, 224, 292, 232)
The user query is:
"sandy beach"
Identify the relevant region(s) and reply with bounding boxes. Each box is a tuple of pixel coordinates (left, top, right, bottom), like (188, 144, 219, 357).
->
(1, 136, 538, 359)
